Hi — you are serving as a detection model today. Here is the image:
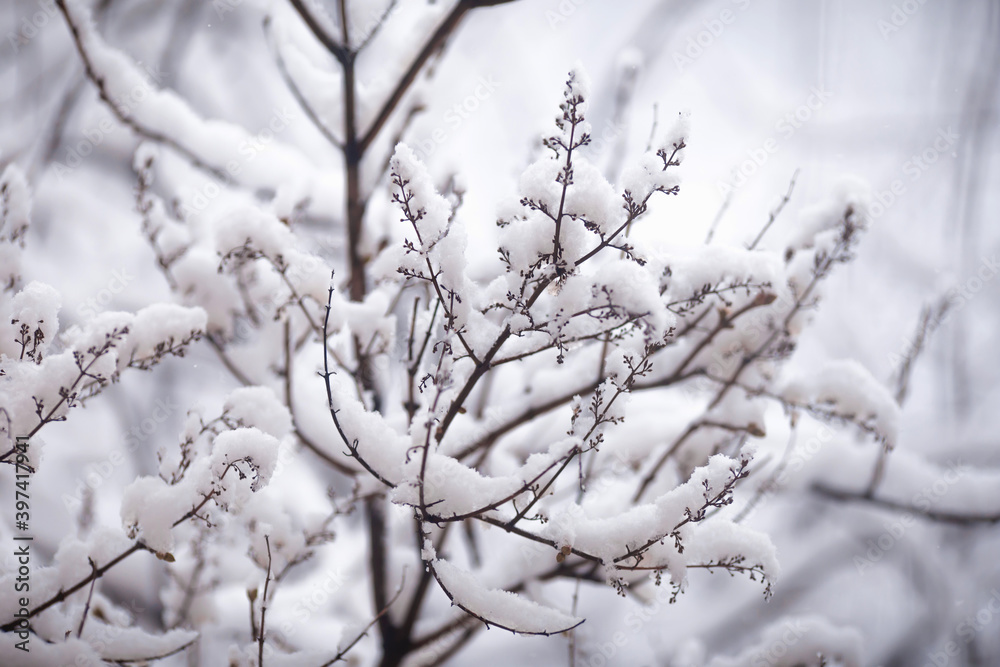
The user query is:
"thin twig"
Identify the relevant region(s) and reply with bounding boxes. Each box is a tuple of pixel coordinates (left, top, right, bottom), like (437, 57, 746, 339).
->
(317, 571, 407, 666)
(747, 169, 799, 250)
(75, 558, 99, 638)
(258, 535, 272, 667)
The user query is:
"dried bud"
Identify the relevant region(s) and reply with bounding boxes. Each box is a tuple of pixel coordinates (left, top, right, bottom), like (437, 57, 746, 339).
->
(753, 292, 777, 307)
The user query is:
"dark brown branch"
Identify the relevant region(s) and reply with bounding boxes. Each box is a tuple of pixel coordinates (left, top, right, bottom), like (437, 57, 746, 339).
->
(426, 560, 584, 637)
(814, 483, 1000, 525)
(0, 542, 147, 632)
(358, 0, 521, 156)
(287, 0, 349, 64)
(258, 535, 272, 667)
(75, 558, 99, 639)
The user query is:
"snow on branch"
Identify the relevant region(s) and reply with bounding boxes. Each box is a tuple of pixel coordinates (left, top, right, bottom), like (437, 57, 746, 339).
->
(430, 559, 583, 636)
(55, 0, 336, 209)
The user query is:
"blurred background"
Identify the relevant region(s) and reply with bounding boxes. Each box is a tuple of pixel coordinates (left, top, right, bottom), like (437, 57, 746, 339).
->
(1, 0, 998, 664)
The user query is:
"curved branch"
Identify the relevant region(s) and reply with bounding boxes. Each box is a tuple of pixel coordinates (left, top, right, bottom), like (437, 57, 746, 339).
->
(55, 0, 229, 181)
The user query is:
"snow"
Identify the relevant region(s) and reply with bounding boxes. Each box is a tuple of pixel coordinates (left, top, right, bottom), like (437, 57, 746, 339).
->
(0, 281, 60, 361)
(52, 526, 135, 589)
(82, 624, 197, 662)
(392, 437, 579, 517)
(120, 475, 197, 553)
(120, 303, 207, 367)
(684, 519, 780, 583)
(3, 3, 994, 665)
(60, 0, 341, 214)
(211, 427, 282, 495)
(171, 247, 242, 337)
(0, 347, 99, 443)
(536, 453, 777, 592)
(433, 559, 582, 635)
(782, 359, 900, 447)
(0, 638, 101, 666)
(707, 615, 863, 667)
(223, 386, 293, 438)
(785, 177, 871, 253)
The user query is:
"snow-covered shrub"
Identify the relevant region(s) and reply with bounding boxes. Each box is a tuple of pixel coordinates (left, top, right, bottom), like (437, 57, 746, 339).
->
(4, 2, 991, 666)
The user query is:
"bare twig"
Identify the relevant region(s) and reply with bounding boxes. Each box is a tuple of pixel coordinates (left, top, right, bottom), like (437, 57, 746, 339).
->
(75, 558, 99, 638)
(258, 535, 272, 667)
(747, 169, 799, 250)
(317, 570, 407, 666)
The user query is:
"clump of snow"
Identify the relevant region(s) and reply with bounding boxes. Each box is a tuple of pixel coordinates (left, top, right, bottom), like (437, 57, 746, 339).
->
(392, 437, 579, 517)
(325, 369, 409, 483)
(171, 247, 242, 338)
(120, 475, 197, 553)
(782, 359, 900, 447)
(82, 624, 197, 663)
(433, 559, 582, 635)
(60, 0, 337, 208)
(0, 281, 61, 360)
(223, 386, 292, 437)
(120, 303, 206, 366)
(707, 615, 863, 667)
(214, 205, 295, 261)
(211, 427, 281, 496)
(390, 144, 453, 245)
(684, 519, 780, 584)
(390, 144, 478, 339)
(536, 454, 776, 594)
(785, 176, 871, 253)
